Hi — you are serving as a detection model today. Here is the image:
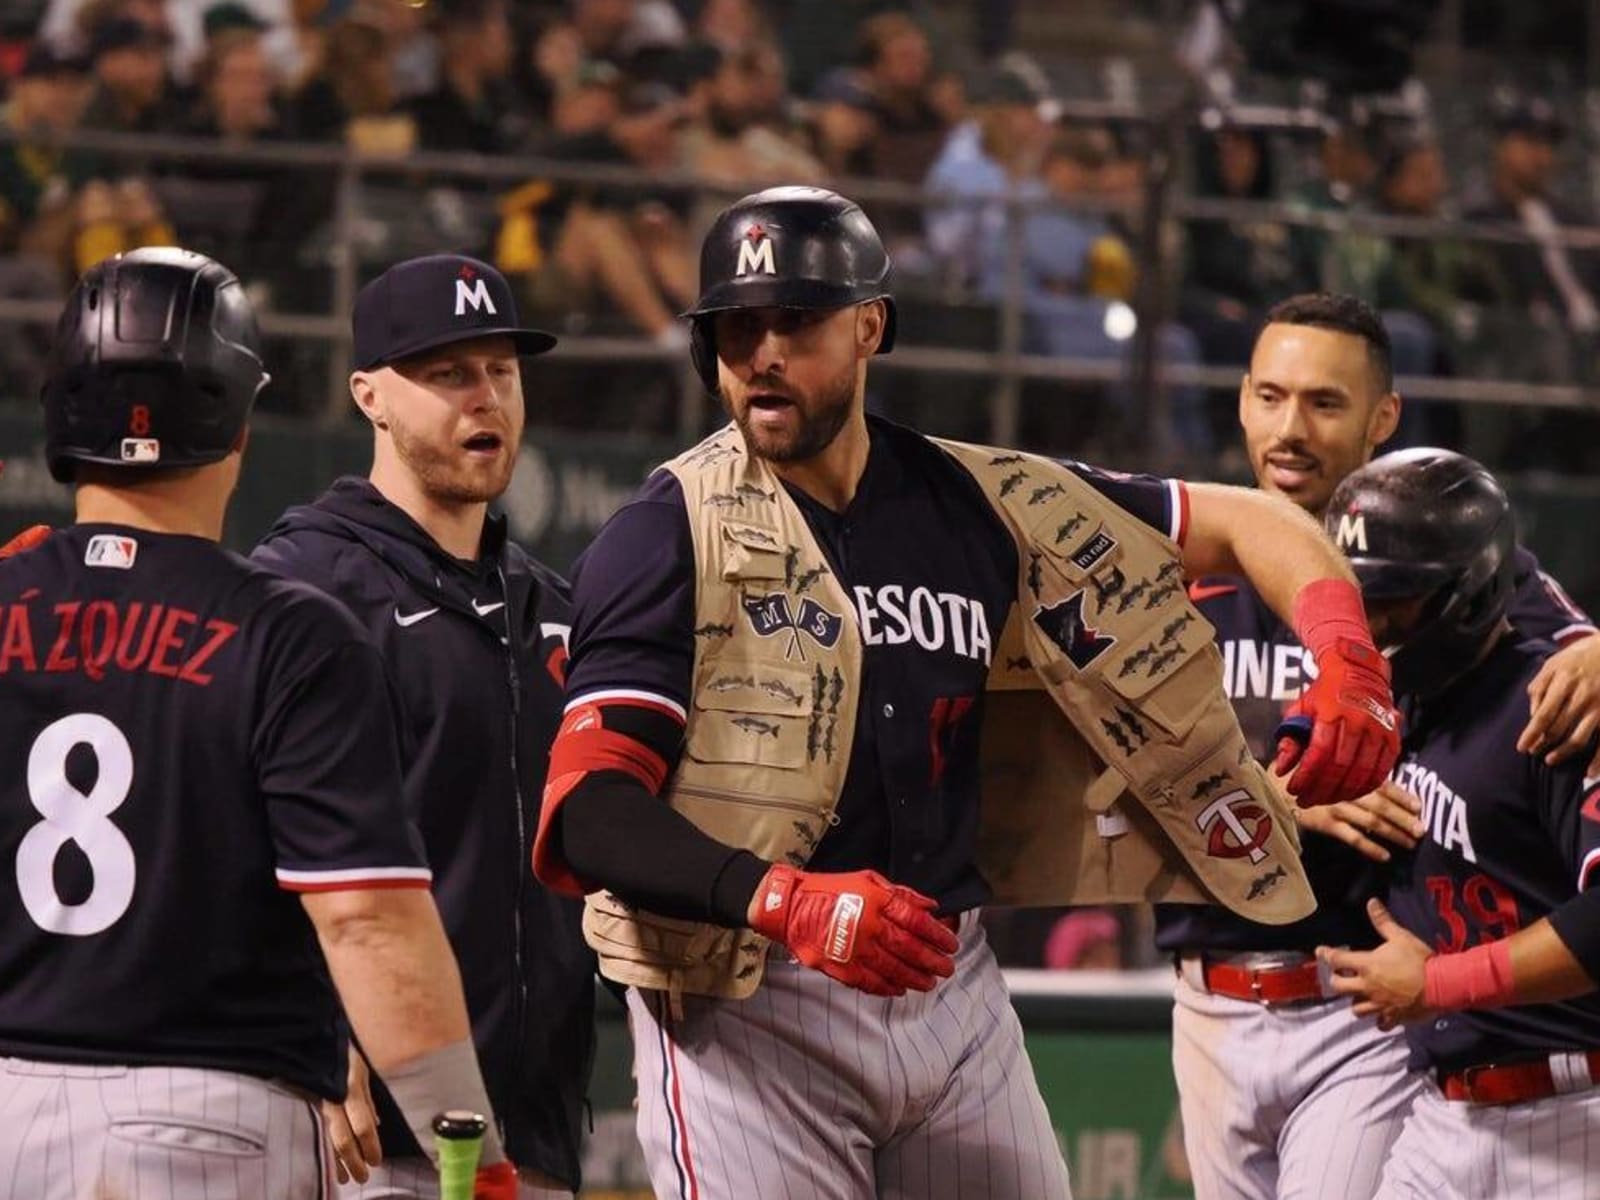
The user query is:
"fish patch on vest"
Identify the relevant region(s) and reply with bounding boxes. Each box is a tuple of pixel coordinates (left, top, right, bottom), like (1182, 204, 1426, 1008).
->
(1032, 590, 1116, 669)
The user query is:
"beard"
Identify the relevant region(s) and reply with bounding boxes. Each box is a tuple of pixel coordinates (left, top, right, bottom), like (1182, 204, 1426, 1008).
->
(389, 419, 516, 504)
(726, 362, 857, 463)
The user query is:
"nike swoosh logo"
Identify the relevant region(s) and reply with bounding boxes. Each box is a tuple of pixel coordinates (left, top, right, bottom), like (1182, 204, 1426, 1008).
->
(471, 599, 506, 617)
(393, 607, 441, 627)
(1187, 582, 1238, 602)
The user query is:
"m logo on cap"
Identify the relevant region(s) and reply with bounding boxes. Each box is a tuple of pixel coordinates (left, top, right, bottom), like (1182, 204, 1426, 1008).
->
(454, 271, 498, 317)
(736, 224, 776, 277)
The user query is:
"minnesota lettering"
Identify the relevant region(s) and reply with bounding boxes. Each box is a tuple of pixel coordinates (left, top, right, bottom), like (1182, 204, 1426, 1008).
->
(851, 585, 993, 666)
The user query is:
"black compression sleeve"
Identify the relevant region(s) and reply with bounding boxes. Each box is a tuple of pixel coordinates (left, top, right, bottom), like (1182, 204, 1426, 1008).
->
(1546, 887, 1600, 988)
(560, 770, 770, 927)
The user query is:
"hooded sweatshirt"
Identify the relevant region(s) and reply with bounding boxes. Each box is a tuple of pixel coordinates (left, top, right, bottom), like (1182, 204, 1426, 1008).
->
(253, 477, 594, 1189)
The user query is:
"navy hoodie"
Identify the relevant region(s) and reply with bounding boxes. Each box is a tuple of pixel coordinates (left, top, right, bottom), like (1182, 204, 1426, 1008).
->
(254, 477, 594, 1189)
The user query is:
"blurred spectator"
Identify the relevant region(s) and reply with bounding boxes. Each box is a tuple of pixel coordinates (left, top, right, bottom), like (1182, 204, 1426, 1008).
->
(497, 68, 696, 345)
(1043, 909, 1123, 970)
(1179, 125, 1316, 366)
(811, 13, 961, 185)
(289, 9, 415, 153)
(680, 42, 825, 186)
(692, 0, 769, 55)
(79, 15, 179, 134)
(410, 0, 529, 154)
(1287, 112, 1385, 296)
(0, 45, 93, 256)
(778, 0, 941, 99)
(927, 55, 1207, 449)
(46, 0, 298, 86)
(1464, 94, 1600, 341)
(528, 0, 686, 114)
(184, 26, 282, 140)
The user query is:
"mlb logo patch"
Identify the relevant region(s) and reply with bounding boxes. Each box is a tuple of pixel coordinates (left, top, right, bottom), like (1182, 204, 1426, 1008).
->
(85, 534, 138, 569)
(120, 438, 161, 463)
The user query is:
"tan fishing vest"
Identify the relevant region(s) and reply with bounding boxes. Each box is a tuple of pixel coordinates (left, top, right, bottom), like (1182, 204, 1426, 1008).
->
(583, 427, 1314, 999)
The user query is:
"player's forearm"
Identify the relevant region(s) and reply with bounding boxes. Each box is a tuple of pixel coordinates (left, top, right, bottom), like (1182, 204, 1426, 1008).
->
(560, 771, 770, 926)
(303, 888, 474, 1068)
(1428, 917, 1599, 1010)
(1181, 482, 1356, 626)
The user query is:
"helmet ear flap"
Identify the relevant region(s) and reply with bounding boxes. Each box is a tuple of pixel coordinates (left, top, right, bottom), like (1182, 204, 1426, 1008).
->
(689, 318, 718, 394)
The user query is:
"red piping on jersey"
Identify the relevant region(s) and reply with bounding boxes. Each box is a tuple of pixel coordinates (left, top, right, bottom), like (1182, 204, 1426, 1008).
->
(277, 876, 432, 893)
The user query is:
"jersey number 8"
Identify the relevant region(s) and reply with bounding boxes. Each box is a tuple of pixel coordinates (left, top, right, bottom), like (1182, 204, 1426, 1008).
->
(17, 713, 137, 936)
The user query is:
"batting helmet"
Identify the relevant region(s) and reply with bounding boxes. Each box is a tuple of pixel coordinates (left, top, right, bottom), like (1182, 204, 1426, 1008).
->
(1325, 447, 1516, 698)
(682, 186, 897, 392)
(41, 247, 269, 483)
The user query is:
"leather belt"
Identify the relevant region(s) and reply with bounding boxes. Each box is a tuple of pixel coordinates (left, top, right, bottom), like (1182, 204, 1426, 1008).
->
(1439, 1050, 1600, 1106)
(1179, 953, 1331, 1006)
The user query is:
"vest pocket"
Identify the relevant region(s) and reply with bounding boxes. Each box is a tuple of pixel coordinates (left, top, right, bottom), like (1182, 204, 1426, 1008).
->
(585, 892, 712, 967)
(1097, 630, 1219, 741)
(685, 662, 815, 769)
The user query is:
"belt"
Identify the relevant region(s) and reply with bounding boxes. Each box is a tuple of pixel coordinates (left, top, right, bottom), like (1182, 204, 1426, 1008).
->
(1179, 953, 1331, 1006)
(1439, 1050, 1600, 1106)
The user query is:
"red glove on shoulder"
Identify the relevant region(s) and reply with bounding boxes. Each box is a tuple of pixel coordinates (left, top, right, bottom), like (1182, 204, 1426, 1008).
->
(1275, 579, 1401, 808)
(473, 1161, 518, 1200)
(749, 864, 958, 997)
(0, 525, 50, 559)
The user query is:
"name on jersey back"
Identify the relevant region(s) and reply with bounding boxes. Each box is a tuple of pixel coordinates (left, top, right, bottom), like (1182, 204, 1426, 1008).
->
(0, 598, 238, 686)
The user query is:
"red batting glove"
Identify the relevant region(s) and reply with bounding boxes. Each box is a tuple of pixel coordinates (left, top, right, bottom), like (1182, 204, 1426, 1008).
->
(749, 864, 958, 997)
(1275, 580, 1401, 807)
(473, 1162, 518, 1200)
(0, 525, 50, 559)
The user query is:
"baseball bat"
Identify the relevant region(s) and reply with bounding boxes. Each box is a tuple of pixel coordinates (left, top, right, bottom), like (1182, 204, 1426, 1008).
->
(433, 1110, 486, 1200)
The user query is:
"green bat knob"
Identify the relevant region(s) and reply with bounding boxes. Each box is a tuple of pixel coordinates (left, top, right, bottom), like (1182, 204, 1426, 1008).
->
(433, 1110, 486, 1200)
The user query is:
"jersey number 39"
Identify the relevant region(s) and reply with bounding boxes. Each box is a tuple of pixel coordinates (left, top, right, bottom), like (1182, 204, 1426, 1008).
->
(17, 713, 137, 936)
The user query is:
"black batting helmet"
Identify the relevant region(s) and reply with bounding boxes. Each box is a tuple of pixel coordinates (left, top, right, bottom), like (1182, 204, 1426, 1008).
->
(41, 247, 269, 483)
(1326, 447, 1517, 698)
(682, 186, 897, 392)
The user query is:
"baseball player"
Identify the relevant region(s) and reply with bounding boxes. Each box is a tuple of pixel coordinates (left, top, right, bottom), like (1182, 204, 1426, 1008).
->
(0, 249, 515, 1199)
(529, 187, 1401, 1199)
(253, 254, 595, 1200)
(1315, 449, 1600, 1199)
(1162, 292, 1598, 1200)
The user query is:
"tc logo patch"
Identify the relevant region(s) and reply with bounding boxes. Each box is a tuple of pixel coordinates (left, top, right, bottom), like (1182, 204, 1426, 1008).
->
(1195, 789, 1272, 864)
(1032, 590, 1115, 669)
(742, 592, 843, 660)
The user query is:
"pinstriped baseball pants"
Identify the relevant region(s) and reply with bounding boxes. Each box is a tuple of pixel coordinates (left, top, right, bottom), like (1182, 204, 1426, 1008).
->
(1171, 974, 1421, 1200)
(0, 1057, 331, 1199)
(1375, 1077, 1600, 1199)
(626, 913, 1072, 1200)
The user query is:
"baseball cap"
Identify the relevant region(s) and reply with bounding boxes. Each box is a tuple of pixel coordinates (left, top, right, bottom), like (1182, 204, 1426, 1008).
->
(202, 3, 271, 39)
(978, 52, 1061, 123)
(89, 17, 169, 60)
(351, 255, 557, 371)
(17, 43, 89, 79)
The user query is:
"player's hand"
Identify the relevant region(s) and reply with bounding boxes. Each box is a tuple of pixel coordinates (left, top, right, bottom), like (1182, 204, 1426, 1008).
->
(748, 864, 958, 997)
(1294, 782, 1425, 863)
(1317, 898, 1436, 1030)
(1274, 639, 1401, 808)
(473, 1161, 518, 1200)
(322, 1046, 381, 1184)
(1518, 634, 1600, 777)
(0, 525, 50, 559)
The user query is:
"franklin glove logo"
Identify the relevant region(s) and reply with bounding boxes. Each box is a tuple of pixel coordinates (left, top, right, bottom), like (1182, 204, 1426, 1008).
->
(826, 893, 864, 963)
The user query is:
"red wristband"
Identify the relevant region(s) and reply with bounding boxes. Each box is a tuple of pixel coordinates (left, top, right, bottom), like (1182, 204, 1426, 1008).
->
(1423, 939, 1516, 1011)
(1292, 578, 1374, 660)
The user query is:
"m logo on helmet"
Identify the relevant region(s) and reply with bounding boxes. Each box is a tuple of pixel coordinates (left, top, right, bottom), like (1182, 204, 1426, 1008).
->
(736, 225, 776, 277)
(1335, 511, 1368, 552)
(454, 276, 497, 317)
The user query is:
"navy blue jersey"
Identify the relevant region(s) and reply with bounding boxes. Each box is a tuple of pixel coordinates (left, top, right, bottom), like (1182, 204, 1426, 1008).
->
(1155, 545, 1596, 954)
(565, 417, 1186, 912)
(0, 525, 425, 1099)
(1382, 635, 1600, 1073)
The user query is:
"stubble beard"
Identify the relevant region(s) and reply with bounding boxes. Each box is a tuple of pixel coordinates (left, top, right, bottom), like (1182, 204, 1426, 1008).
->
(729, 363, 857, 464)
(390, 420, 514, 505)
